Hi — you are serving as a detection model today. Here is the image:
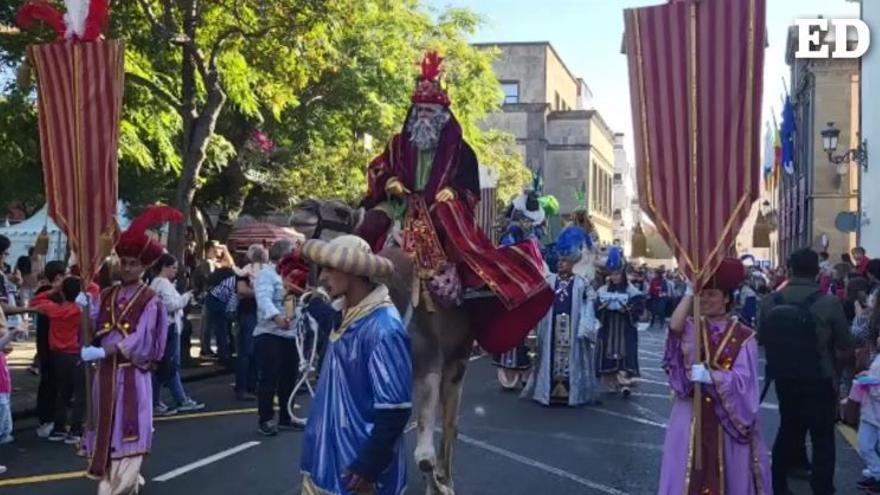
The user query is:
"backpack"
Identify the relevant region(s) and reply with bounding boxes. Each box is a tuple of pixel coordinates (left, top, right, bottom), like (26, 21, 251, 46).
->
(762, 291, 824, 382)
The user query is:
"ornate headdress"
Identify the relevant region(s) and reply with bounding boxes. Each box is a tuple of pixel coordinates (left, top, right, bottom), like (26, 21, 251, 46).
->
(411, 51, 450, 107)
(302, 235, 393, 279)
(115, 205, 184, 266)
(555, 226, 590, 262)
(704, 258, 746, 292)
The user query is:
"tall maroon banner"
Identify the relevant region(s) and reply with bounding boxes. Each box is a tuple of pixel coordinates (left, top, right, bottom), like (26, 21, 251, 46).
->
(624, 0, 765, 289)
(28, 40, 123, 283)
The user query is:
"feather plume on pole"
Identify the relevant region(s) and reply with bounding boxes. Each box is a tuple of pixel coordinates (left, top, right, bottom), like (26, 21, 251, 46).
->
(15, 0, 66, 40)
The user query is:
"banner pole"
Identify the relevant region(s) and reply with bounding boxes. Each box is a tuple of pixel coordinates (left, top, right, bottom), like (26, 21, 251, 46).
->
(693, 292, 702, 471)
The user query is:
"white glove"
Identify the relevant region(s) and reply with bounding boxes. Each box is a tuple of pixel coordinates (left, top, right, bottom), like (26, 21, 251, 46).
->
(75, 292, 91, 308)
(689, 363, 713, 384)
(80, 346, 106, 362)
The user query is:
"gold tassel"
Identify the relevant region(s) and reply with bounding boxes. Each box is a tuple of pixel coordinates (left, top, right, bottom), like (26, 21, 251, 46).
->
(98, 231, 115, 260)
(33, 226, 50, 256)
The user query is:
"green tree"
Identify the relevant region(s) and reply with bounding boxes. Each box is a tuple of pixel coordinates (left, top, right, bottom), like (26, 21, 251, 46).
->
(0, 0, 529, 254)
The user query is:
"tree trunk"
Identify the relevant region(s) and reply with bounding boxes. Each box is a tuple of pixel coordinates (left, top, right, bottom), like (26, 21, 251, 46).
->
(214, 159, 251, 242)
(167, 0, 227, 263)
(190, 206, 209, 256)
(168, 89, 225, 262)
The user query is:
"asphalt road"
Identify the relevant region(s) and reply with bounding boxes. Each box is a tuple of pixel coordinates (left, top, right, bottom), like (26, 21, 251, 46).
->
(0, 326, 865, 495)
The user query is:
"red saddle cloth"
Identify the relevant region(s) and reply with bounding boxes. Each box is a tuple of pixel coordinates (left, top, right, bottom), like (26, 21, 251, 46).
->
(432, 200, 553, 353)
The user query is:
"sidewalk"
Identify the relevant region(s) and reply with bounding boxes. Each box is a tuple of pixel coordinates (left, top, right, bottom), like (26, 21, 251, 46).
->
(7, 317, 230, 420)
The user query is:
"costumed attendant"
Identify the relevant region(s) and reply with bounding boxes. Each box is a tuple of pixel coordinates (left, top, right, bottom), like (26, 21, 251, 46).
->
(492, 186, 550, 389)
(522, 227, 600, 406)
(79, 206, 183, 495)
(595, 248, 643, 397)
(300, 236, 411, 495)
(658, 258, 772, 494)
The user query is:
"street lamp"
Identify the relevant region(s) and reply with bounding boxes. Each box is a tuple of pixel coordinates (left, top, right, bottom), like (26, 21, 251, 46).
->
(821, 121, 868, 172)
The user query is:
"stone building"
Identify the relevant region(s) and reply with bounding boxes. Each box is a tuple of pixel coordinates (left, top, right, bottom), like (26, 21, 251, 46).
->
(612, 133, 642, 255)
(781, 26, 860, 261)
(476, 42, 617, 243)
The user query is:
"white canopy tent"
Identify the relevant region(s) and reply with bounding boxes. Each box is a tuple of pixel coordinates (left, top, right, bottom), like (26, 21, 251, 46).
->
(0, 203, 131, 264)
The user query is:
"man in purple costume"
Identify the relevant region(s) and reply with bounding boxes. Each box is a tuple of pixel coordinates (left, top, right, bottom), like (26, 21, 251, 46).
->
(79, 206, 183, 495)
(658, 258, 772, 495)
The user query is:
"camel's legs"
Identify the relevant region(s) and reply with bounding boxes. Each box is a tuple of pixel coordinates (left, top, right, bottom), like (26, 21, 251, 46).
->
(414, 367, 440, 472)
(437, 358, 467, 488)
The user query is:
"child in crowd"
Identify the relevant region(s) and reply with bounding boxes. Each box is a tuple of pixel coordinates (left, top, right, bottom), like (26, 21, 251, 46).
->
(30, 277, 86, 444)
(0, 306, 26, 475)
(850, 350, 880, 493)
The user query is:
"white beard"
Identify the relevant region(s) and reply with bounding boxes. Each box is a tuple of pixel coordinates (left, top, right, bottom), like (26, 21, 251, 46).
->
(407, 111, 450, 151)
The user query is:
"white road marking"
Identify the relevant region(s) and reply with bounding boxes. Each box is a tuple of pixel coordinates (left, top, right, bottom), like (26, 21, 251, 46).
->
(631, 392, 779, 410)
(627, 400, 668, 424)
(589, 407, 667, 429)
(632, 391, 673, 400)
(153, 441, 261, 482)
(456, 432, 631, 495)
(635, 377, 670, 386)
(638, 350, 664, 358)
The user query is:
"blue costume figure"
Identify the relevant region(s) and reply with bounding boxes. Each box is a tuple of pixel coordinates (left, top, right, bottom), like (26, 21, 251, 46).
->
(300, 236, 412, 495)
(522, 227, 600, 406)
(594, 247, 645, 398)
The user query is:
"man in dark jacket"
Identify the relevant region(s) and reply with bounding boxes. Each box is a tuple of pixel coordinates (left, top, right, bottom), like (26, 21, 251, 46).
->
(758, 248, 852, 495)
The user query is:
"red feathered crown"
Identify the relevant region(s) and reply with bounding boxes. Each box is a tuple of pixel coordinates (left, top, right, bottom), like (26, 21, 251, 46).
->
(705, 258, 746, 293)
(16, 0, 110, 42)
(411, 51, 450, 107)
(116, 205, 184, 266)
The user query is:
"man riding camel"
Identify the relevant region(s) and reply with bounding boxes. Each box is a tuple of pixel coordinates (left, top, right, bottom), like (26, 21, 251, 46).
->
(356, 51, 552, 353)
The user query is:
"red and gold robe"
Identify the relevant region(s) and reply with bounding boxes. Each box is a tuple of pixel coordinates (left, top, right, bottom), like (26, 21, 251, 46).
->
(359, 113, 552, 352)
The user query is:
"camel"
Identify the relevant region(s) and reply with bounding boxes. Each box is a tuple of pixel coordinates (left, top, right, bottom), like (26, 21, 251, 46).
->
(291, 199, 475, 495)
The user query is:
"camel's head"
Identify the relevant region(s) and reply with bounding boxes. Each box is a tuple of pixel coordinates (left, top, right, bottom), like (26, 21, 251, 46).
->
(290, 199, 362, 241)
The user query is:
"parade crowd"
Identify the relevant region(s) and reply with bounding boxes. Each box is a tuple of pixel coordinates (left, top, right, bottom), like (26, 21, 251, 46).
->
(1, 49, 879, 495)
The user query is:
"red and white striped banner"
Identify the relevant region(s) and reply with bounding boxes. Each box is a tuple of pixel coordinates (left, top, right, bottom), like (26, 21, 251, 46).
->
(624, 0, 765, 288)
(29, 40, 123, 282)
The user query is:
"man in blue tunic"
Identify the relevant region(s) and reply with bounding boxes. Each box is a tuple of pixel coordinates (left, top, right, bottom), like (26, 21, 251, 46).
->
(300, 235, 412, 495)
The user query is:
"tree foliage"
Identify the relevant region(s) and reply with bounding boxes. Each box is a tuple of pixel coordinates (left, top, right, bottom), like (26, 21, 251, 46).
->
(0, 0, 529, 244)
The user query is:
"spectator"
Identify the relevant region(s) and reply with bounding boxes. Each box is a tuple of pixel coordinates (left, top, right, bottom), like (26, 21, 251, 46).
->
(848, 352, 880, 492)
(855, 246, 872, 278)
(192, 240, 219, 297)
(0, 236, 27, 318)
(203, 264, 238, 364)
(30, 277, 86, 444)
(150, 254, 204, 416)
(648, 270, 667, 328)
(831, 262, 853, 301)
(254, 240, 300, 436)
(759, 248, 852, 495)
(32, 261, 67, 438)
(15, 255, 36, 306)
(0, 306, 27, 461)
(234, 245, 266, 401)
(819, 251, 834, 295)
(842, 277, 872, 400)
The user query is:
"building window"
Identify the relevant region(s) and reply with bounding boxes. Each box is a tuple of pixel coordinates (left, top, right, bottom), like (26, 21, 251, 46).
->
(500, 81, 519, 104)
(613, 209, 621, 221)
(607, 175, 613, 214)
(613, 173, 622, 185)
